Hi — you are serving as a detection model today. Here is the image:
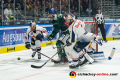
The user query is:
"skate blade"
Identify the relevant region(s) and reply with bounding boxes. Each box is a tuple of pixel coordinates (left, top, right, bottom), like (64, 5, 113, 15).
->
(79, 62, 88, 67)
(69, 66, 79, 69)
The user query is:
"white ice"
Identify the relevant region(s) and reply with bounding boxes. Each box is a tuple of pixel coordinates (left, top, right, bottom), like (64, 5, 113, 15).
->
(0, 41, 120, 80)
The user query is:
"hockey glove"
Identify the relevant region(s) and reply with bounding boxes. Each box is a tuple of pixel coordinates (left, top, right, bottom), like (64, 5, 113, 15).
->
(66, 40, 72, 46)
(48, 34, 55, 41)
(36, 33, 44, 41)
(25, 42, 31, 49)
(94, 38, 103, 46)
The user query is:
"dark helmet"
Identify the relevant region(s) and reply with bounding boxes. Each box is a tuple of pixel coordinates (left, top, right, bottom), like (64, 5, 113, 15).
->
(49, 8, 57, 14)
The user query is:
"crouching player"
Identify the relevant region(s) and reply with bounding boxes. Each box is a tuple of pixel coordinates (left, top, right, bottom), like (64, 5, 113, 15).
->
(24, 21, 47, 59)
(66, 14, 103, 68)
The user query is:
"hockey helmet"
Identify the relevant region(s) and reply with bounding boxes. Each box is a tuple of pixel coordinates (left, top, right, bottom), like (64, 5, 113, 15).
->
(49, 8, 57, 14)
(67, 14, 75, 20)
(30, 21, 36, 27)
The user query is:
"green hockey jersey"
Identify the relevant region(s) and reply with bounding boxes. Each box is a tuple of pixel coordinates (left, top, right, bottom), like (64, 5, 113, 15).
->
(51, 13, 69, 36)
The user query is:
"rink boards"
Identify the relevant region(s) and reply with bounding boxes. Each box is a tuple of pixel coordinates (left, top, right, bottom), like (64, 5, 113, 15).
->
(100, 23, 120, 40)
(0, 23, 120, 54)
(0, 24, 57, 54)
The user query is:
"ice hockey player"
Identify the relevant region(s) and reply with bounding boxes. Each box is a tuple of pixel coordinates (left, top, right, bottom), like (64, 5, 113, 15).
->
(24, 21, 47, 59)
(66, 14, 103, 68)
(48, 8, 70, 63)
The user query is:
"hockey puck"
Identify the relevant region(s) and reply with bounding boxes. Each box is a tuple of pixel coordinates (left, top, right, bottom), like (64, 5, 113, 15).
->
(17, 57, 20, 60)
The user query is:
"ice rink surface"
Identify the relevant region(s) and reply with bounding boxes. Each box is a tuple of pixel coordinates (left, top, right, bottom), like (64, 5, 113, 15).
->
(0, 41, 120, 80)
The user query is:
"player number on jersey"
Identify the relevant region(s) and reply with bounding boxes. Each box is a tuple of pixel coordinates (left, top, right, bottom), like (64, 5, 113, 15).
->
(75, 21, 81, 28)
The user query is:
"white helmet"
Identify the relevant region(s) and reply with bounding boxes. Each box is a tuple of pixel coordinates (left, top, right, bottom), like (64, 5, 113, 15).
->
(67, 14, 75, 20)
(30, 21, 36, 27)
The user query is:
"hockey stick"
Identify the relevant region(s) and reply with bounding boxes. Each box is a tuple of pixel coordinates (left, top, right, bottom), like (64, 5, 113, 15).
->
(31, 44, 67, 69)
(40, 53, 56, 61)
(50, 40, 56, 49)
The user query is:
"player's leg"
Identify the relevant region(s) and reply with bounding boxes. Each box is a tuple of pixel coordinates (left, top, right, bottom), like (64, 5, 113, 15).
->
(35, 40, 41, 59)
(31, 38, 36, 58)
(53, 33, 70, 63)
(56, 40, 68, 63)
(65, 42, 88, 64)
(64, 43, 75, 62)
(69, 49, 80, 68)
(69, 49, 87, 68)
(69, 33, 94, 68)
(69, 41, 90, 68)
(78, 49, 88, 66)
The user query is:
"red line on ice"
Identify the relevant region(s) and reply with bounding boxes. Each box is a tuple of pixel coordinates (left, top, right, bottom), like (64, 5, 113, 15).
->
(15, 51, 120, 80)
(15, 65, 68, 80)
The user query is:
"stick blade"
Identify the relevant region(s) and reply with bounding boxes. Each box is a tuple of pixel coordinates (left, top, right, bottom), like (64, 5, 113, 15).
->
(31, 65, 42, 68)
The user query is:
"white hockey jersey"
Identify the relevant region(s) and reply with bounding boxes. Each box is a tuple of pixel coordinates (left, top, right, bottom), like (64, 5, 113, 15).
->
(68, 20, 86, 43)
(24, 25, 47, 42)
(68, 20, 102, 45)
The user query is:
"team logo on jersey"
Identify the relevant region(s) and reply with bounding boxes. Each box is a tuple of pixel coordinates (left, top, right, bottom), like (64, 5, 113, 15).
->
(88, 42, 92, 49)
(112, 24, 120, 36)
(69, 71, 76, 78)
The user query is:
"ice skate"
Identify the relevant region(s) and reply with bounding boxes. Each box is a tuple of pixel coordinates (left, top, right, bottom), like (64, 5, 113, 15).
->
(32, 52, 36, 58)
(38, 52, 41, 59)
(79, 57, 88, 66)
(69, 63, 79, 68)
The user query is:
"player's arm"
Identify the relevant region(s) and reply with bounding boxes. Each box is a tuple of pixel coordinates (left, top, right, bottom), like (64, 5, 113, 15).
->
(95, 36, 103, 46)
(91, 33, 103, 46)
(24, 28, 31, 49)
(48, 22, 60, 41)
(41, 27, 48, 38)
(36, 26, 48, 41)
(38, 26, 48, 37)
